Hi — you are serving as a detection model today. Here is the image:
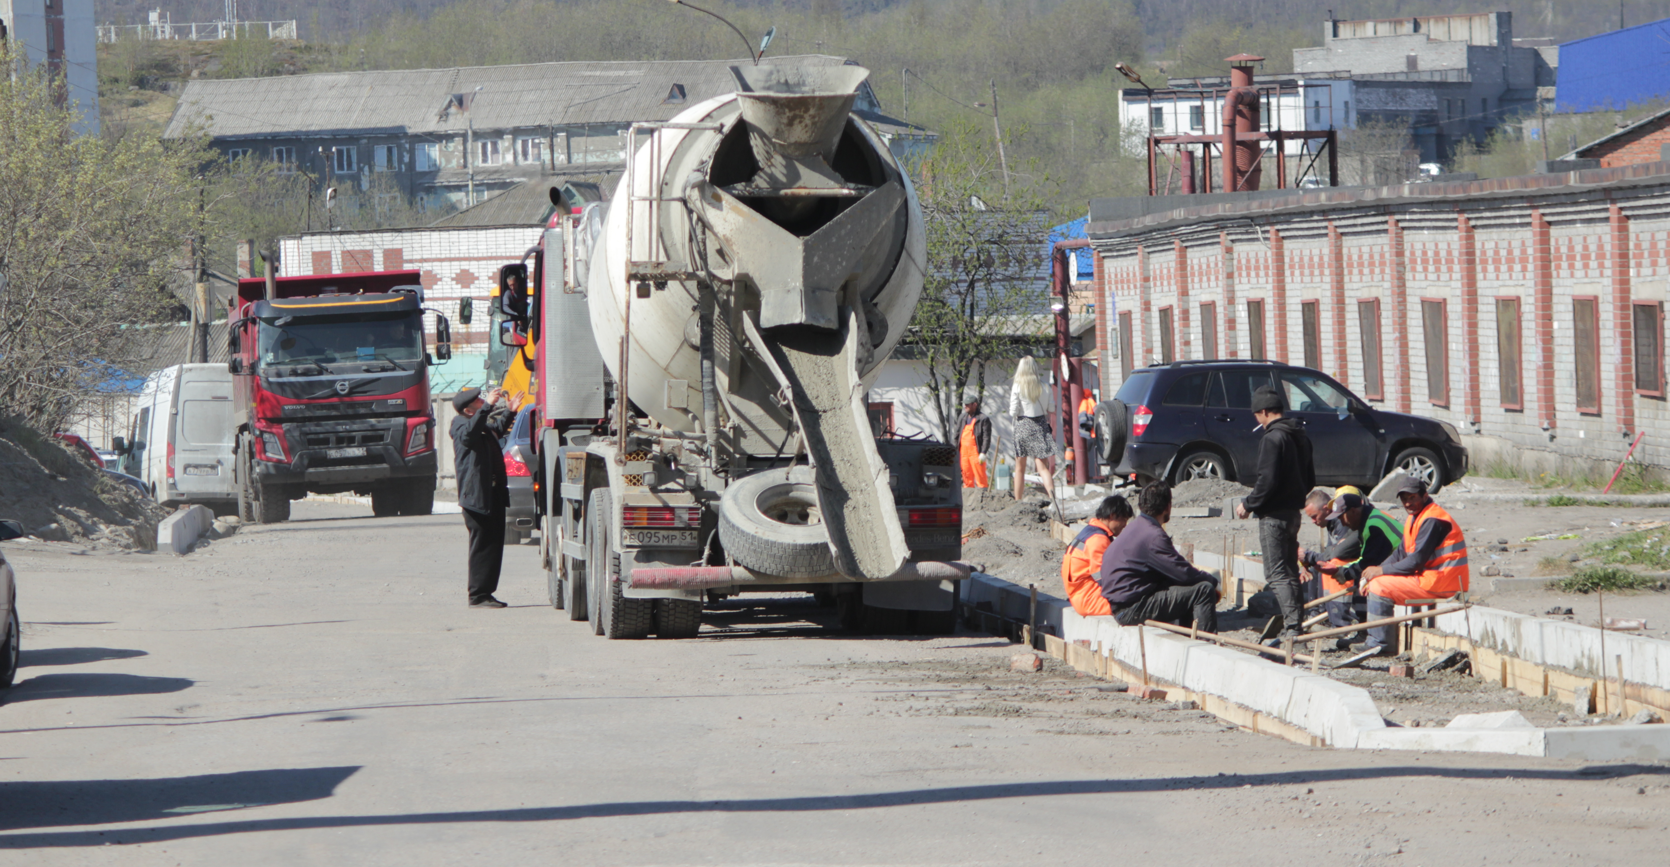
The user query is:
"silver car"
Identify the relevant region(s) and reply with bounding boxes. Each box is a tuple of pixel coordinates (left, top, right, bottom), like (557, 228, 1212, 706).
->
(0, 519, 21, 688)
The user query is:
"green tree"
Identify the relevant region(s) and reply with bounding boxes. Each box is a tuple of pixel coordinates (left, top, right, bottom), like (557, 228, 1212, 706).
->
(910, 119, 1052, 444)
(0, 45, 216, 428)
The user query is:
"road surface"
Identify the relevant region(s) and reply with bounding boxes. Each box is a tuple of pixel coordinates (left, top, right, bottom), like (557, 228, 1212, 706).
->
(0, 501, 1665, 865)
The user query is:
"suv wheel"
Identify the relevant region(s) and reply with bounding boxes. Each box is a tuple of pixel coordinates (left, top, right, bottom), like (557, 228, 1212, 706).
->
(1172, 450, 1230, 484)
(1391, 447, 1446, 494)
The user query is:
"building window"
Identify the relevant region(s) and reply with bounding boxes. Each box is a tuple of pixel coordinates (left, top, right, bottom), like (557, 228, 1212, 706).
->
(225, 148, 250, 161)
(1497, 298, 1523, 410)
(332, 146, 357, 174)
(1300, 300, 1321, 369)
(1423, 299, 1449, 407)
(478, 139, 502, 166)
(373, 144, 397, 172)
(1118, 312, 1134, 378)
(663, 83, 687, 105)
(1247, 299, 1266, 359)
(1312, 100, 1321, 124)
(271, 146, 296, 173)
(1189, 105, 1204, 130)
(1200, 301, 1218, 359)
(517, 136, 543, 165)
(1358, 299, 1383, 401)
(1158, 306, 1175, 363)
(1634, 301, 1665, 397)
(1149, 107, 1164, 132)
(1574, 298, 1602, 413)
(415, 142, 439, 172)
(866, 402, 895, 437)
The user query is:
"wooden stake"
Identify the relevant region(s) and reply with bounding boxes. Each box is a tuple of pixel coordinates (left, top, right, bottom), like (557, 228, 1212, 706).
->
(1137, 625, 1150, 687)
(1617, 654, 1627, 717)
(1305, 589, 1350, 610)
(1311, 639, 1322, 673)
(1599, 590, 1608, 714)
(1027, 583, 1038, 650)
(1283, 635, 1295, 667)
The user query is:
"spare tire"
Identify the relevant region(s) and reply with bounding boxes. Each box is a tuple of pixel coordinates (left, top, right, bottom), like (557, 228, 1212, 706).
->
(1094, 400, 1129, 465)
(718, 466, 837, 579)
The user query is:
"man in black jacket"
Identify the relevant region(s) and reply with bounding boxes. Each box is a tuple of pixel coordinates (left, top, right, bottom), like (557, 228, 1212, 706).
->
(1097, 482, 1220, 630)
(1234, 386, 1314, 645)
(451, 386, 517, 608)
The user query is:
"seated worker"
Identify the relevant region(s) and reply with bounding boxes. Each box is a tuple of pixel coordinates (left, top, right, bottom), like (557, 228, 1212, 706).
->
(1299, 488, 1356, 604)
(1097, 482, 1220, 631)
(1060, 495, 1135, 616)
(1317, 493, 1404, 648)
(1358, 476, 1469, 656)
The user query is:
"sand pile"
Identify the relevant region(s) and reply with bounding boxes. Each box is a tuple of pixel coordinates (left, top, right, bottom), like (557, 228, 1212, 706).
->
(0, 416, 166, 549)
(1170, 478, 1252, 508)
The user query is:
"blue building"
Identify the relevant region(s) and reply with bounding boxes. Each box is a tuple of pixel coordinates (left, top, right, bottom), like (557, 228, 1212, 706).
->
(1557, 18, 1670, 112)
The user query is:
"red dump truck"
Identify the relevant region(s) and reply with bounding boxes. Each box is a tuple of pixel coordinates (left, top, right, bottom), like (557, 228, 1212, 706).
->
(227, 270, 454, 523)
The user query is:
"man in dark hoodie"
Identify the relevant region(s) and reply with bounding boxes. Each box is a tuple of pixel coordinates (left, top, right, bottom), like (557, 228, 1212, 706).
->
(1234, 386, 1315, 645)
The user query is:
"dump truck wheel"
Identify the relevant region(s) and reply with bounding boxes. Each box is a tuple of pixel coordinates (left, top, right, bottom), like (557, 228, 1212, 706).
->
(236, 437, 259, 524)
(402, 477, 435, 516)
(718, 466, 836, 579)
(255, 481, 289, 524)
(1094, 400, 1128, 465)
(370, 485, 400, 517)
(655, 599, 703, 638)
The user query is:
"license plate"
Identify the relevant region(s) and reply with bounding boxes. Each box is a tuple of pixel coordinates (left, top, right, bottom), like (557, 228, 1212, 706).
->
(184, 464, 219, 476)
(326, 446, 368, 459)
(624, 529, 699, 548)
(907, 531, 960, 549)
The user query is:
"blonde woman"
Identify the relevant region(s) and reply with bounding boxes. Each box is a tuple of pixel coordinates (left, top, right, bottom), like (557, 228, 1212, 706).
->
(1008, 356, 1058, 501)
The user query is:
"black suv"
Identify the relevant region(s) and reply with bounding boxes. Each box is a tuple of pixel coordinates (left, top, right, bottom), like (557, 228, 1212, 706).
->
(1095, 361, 1469, 493)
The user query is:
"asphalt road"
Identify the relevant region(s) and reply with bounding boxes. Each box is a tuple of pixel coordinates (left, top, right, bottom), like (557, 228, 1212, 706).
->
(1, 500, 1667, 865)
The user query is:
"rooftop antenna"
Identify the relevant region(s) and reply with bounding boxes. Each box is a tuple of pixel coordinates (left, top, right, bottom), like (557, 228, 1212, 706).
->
(666, 0, 768, 64)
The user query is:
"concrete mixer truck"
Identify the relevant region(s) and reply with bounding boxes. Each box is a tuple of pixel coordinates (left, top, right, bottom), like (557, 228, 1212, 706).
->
(494, 61, 967, 639)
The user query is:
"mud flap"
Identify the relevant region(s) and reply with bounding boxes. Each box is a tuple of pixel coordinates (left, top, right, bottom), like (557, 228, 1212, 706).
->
(744, 310, 908, 581)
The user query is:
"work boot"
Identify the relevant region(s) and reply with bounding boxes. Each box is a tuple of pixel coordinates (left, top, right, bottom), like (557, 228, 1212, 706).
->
(469, 596, 508, 609)
(1262, 630, 1302, 649)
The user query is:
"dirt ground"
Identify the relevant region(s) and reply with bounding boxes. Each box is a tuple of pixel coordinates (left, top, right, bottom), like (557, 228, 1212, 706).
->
(965, 474, 1670, 729)
(0, 416, 165, 549)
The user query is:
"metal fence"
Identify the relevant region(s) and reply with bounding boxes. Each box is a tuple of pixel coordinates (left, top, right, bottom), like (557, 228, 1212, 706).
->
(97, 20, 298, 43)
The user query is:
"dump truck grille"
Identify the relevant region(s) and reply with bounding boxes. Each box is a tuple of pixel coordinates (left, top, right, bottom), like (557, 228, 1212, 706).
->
(304, 430, 388, 449)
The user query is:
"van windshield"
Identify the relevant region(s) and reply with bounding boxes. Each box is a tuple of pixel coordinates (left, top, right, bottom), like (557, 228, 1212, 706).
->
(258, 310, 424, 373)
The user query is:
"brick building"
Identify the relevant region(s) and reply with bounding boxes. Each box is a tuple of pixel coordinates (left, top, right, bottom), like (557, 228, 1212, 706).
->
(1562, 107, 1670, 168)
(1084, 163, 1670, 477)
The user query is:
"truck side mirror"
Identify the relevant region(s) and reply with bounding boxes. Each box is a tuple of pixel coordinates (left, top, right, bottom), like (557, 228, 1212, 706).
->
(435, 316, 453, 362)
(498, 320, 528, 347)
(228, 357, 244, 375)
(113, 436, 128, 454)
(459, 297, 474, 325)
(498, 263, 529, 320)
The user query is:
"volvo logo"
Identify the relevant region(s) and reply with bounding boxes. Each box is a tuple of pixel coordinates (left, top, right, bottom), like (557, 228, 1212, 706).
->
(334, 380, 351, 395)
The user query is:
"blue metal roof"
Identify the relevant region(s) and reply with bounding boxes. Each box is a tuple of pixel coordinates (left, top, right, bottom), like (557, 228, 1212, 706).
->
(1557, 18, 1670, 112)
(1046, 217, 1094, 281)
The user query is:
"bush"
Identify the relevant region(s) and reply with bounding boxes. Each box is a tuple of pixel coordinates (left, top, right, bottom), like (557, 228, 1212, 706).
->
(1554, 567, 1664, 594)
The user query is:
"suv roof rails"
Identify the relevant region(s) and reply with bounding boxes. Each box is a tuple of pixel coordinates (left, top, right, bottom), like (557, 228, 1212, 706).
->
(1148, 359, 1286, 369)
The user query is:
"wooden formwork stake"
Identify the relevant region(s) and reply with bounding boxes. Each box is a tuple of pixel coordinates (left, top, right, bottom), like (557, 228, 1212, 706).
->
(1028, 584, 1038, 650)
(1282, 635, 1295, 667)
(1311, 640, 1322, 674)
(1599, 590, 1609, 714)
(1617, 654, 1627, 718)
(1137, 625, 1149, 687)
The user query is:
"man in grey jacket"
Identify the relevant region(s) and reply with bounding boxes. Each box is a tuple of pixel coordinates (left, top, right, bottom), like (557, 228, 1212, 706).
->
(451, 386, 517, 608)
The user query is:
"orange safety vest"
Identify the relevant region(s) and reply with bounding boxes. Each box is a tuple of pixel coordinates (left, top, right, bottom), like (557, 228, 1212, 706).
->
(1403, 500, 1469, 595)
(1061, 519, 1114, 616)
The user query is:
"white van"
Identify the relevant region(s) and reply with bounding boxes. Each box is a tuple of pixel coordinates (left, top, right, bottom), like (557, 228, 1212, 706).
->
(115, 364, 238, 511)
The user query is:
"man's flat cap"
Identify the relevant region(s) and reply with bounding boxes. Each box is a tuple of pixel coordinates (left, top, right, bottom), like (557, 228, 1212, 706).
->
(451, 387, 482, 412)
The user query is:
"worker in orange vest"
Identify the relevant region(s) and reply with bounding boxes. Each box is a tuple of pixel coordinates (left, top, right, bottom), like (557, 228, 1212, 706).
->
(1075, 391, 1098, 481)
(1358, 475, 1469, 656)
(958, 397, 993, 488)
(1060, 495, 1134, 616)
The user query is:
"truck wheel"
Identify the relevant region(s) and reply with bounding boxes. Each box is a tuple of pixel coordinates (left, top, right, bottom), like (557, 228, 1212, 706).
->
(585, 490, 607, 635)
(544, 524, 564, 610)
(402, 477, 436, 516)
(717, 466, 836, 579)
(587, 489, 651, 640)
(561, 511, 588, 620)
(655, 599, 703, 638)
(237, 439, 258, 524)
(371, 485, 400, 518)
(255, 480, 289, 524)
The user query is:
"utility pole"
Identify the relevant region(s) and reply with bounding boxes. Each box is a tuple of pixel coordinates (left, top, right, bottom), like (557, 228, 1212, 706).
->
(990, 80, 1010, 199)
(902, 68, 908, 122)
(466, 115, 475, 208)
(1538, 102, 1550, 162)
(191, 180, 208, 364)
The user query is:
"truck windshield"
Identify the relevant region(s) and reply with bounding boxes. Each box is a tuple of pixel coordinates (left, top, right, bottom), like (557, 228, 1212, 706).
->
(258, 310, 424, 372)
